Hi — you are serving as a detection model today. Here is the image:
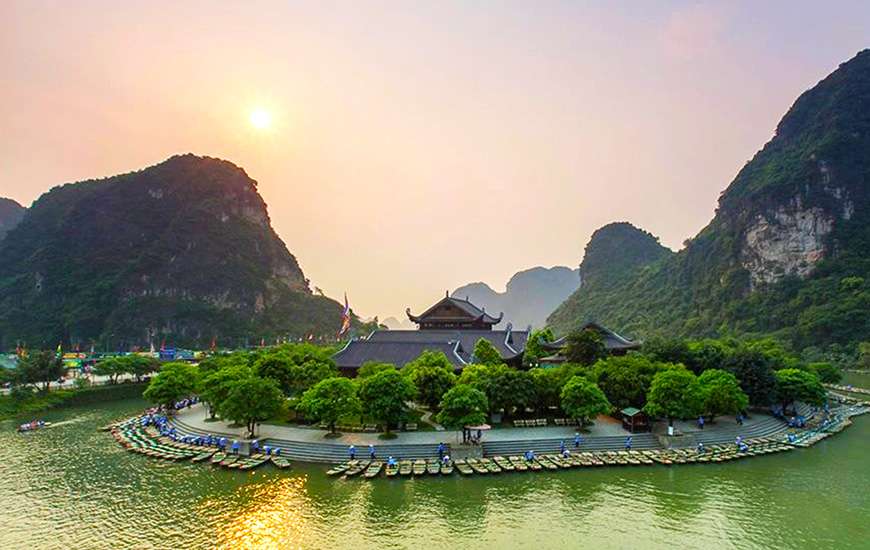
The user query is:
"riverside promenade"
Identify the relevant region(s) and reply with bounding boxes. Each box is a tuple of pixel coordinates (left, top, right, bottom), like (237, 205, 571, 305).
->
(171, 403, 799, 464)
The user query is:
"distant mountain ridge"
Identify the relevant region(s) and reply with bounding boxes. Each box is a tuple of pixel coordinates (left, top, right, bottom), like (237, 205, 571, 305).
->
(452, 266, 580, 329)
(0, 198, 25, 241)
(0, 154, 346, 349)
(548, 50, 870, 351)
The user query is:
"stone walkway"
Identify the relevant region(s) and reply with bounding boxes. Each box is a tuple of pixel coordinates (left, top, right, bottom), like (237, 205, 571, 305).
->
(169, 404, 796, 463)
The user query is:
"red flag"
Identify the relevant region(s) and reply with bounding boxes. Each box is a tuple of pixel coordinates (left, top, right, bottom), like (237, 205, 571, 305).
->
(210, 336, 217, 351)
(338, 292, 351, 337)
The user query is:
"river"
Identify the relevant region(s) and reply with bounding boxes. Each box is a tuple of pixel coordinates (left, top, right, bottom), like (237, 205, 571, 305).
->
(1, 398, 867, 549)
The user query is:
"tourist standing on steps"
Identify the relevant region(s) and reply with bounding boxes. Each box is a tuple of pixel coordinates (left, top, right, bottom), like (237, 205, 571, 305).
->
(697, 416, 705, 430)
(625, 436, 633, 451)
(438, 442, 445, 459)
(697, 442, 705, 454)
(349, 445, 356, 460)
(560, 440, 566, 454)
(574, 433, 582, 448)
(369, 444, 376, 459)
(735, 435, 742, 449)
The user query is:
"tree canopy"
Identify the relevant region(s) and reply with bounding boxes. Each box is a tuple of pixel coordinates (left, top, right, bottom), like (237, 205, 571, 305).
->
(358, 361, 397, 378)
(219, 375, 284, 437)
(358, 369, 416, 434)
(16, 350, 66, 392)
(722, 347, 778, 406)
(435, 384, 489, 430)
(774, 369, 826, 413)
(523, 328, 555, 367)
(402, 352, 457, 410)
(199, 363, 252, 419)
(298, 377, 362, 434)
(592, 354, 665, 410)
(644, 368, 704, 426)
(142, 362, 200, 411)
(472, 338, 503, 366)
(698, 369, 748, 420)
(560, 376, 611, 424)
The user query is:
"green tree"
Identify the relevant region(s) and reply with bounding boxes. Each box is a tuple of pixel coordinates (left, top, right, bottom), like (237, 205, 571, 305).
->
(293, 359, 338, 393)
(523, 328, 555, 367)
(529, 367, 566, 413)
(17, 350, 66, 392)
(358, 369, 416, 434)
(92, 357, 127, 384)
(435, 384, 489, 430)
(722, 347, 777, 406)
(142, 362, 200, 411)
(644, 368, 704, 427)
(126, 355, 159, 382)
(299, 377, 362, 434)
(358, 361, 397, 378)
(560, 376, 611, 425)
(253, 351, 296, 394)
(486, 365, 536, 418)
(858, 342, 870, 369)
(774, 369, 826, 413)
(199, 363, 252, 419)
(403, 351, 457, 409)
(219, 375, 284, 437)
(473, 338, 503, 366)
(592, 355, 665, 410)
(807, 362, 842, 384)
(643, 337, 692, 367)
(698, 369, 748, 421)
(565, 328, 606, 366)
(686, 339, 734, 373)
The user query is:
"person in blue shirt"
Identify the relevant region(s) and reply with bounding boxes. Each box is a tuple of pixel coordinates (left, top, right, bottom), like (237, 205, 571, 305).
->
(442, 454, 450, 465)
(697, 442, 705, 454)
(387, 456, 397, 467)
(560, 440, 566, 454)
(251, 440, 260, 453)
(735, 435, 742, 449)
(574, 433, 582, 448)
(369, 444, 376, 459)
(264, 445, 272, 456)
(562, 448, 571, 459)
(231, 440, 240, 455)
(625, 436, 633, 451)
(697, 416, 705, 430)
(524, 450, 534, 461)
(437, 442, 445, 459)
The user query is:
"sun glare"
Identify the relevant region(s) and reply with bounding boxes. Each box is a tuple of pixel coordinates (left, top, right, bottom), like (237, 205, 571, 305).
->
(249, 108, 271, 129)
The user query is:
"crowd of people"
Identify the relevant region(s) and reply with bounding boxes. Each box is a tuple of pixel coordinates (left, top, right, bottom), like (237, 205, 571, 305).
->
(139, 409, 283, 456)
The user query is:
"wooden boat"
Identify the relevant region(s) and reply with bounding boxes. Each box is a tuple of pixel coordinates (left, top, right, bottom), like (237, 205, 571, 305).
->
(480, 458, 501, 473)
(210, 451, 227, 464)
(546, 455, 572, 469)
(219, 454, 240, 468)
(271, 456, 292, 470)
(363, 461, 384, 479)
(327, 461, 353, 476)
(507, 456, 529, 472)
(426, 459, 441, 475)
(493, 456, 515, 472)
(440, 460, 454, 475)
(385, 462, 399, 477)
(399, 460, 413, 476)
(534, 456, 558, 471)
(345, 460, 370, 478)
(412, 459, 427, 476)
(192, 450, 216, 463)
(454, 459, 474, 475)
(466, 459, 488, 474)
(17, 421, 52, 433)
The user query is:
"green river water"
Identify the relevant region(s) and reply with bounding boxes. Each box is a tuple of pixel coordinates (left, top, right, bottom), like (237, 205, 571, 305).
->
(1, 394, 868, 550)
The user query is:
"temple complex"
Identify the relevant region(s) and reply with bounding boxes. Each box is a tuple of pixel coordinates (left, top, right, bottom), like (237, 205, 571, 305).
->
(333, 293, 528, 374)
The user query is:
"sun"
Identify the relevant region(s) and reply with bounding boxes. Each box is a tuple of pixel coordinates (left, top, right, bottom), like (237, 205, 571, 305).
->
(249, 108, 271, 129)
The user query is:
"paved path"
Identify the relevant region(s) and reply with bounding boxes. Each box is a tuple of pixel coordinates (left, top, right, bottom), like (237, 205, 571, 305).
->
(170, 404, 797, 463)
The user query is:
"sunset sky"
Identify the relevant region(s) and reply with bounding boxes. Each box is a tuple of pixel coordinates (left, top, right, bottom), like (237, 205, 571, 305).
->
(3, 1, 870, 321)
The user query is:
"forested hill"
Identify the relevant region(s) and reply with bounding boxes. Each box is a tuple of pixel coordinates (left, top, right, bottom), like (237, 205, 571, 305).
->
(0, 154, 346, 350)
(0, 198, 25, 241)
(548, 49, 870, 353)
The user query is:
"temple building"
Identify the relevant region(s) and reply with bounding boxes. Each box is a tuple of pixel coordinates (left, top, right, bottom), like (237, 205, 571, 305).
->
(333, 293, 529, 375)
(537, 322, 641, 366)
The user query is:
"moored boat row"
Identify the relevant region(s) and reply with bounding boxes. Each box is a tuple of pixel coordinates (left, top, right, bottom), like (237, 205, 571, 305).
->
(109, 415, 291, 472)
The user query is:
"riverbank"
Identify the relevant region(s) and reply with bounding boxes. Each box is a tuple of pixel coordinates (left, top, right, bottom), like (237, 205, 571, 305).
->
(0, 382, 146, 421)
(5, 396, 870, 549)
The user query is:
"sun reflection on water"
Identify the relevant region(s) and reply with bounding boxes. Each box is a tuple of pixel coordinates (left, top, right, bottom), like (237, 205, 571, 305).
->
(205, 475, 312, 550)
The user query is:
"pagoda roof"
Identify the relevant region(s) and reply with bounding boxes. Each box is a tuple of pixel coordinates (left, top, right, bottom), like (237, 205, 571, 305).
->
(406, 293, 503, 325)
(366, 328, 528, 360)
(543, 322, 640, 352)
(332, 340, 467, 370)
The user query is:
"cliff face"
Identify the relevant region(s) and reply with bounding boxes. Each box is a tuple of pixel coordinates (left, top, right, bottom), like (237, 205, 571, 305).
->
(0, 154, 344, 349)
(548, 50, 870, 350)
(453, 266, 580, 329)
(0, 198, 25, 241)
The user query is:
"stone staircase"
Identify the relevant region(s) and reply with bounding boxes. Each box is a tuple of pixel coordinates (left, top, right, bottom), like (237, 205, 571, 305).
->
(482, 432, 661, 457)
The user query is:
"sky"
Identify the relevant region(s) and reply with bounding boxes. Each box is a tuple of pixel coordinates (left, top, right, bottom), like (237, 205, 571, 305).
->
(2, 1, 870, 321)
